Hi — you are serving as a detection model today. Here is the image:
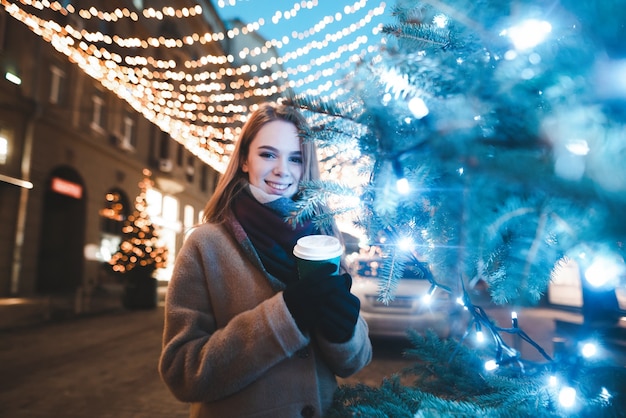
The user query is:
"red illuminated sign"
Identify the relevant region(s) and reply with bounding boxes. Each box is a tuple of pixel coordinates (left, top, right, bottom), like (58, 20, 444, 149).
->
(51, 177, 82, 199)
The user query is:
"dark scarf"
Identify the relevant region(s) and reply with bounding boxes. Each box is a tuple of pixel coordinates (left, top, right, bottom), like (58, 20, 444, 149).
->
(232, 188, 317, 284)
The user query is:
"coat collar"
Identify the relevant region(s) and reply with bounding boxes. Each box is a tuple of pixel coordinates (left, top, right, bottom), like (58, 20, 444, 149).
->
(223, 212, 287, 292)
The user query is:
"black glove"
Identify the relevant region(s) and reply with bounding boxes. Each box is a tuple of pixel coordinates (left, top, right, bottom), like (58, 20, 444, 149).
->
(283, 263, 344, 332)
(317, 273, 361, 343)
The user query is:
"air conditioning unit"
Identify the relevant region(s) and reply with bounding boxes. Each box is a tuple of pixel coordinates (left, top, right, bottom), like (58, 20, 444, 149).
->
(159, 158, 173, 173)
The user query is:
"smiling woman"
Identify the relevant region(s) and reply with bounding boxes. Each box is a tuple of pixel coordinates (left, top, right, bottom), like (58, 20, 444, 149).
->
(158, 101, 372, 418)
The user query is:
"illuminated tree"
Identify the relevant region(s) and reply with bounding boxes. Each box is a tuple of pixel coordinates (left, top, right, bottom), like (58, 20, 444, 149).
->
(109, 169, 168, 309)
(290, 0, 626, 415)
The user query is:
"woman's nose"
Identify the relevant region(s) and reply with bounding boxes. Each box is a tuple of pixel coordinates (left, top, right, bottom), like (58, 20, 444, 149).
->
(273, 157, 289, 175)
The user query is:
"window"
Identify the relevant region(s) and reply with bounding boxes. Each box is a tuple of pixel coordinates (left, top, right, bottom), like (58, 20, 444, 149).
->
(49, 65, 65, 104)
(146, 188, 162, 218)
(146, 188, 182, 281)
(183, 204, 195, 230)
(0, 135, 8, 164)
(162, 195, 179, 225)
(176, 142, 184, 166)
(186, 155, 195, 183)
(183, 205, 196, 240)
(91, 95, 105, 132)
(0, 7, 6, 52)
(159, 131, 170, 159)
(200, 164, 208, 192)
(98, 189, 130, 262)
(120, 115, 136, 150)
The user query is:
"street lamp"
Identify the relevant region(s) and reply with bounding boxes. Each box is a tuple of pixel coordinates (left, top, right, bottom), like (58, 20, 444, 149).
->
(5, 71, 21, 85)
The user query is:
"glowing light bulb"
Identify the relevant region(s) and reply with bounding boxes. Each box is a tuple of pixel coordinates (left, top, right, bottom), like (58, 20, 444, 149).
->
(408, 96, 429, 119)
(600, 387, 612, 402)
(392, 159, 409, 194)
(584, 254, 625, 289)
(565, 139, 590, 156)
(558, 386, 576, 408)
(432, 13, 448, 28)
(398, 237, 414, 251)
(581, 341, 598, 358)
(396, 177, 410, 194)
(476, 330, 485, 343)
(484, 360, 498, 371)
(422, 285, 437, 304)
(548, 375, 558, 386)
(503, 19, 552, 51)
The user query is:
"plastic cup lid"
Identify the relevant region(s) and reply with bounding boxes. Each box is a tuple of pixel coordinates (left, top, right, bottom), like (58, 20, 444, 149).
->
(293, 235, 343, 260)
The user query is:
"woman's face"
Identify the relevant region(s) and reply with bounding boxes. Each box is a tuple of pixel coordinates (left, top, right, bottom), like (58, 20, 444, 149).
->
(242, 120, 303, 198)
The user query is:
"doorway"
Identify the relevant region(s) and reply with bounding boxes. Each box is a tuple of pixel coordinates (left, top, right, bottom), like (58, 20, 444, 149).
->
(36, 166, 86, 293)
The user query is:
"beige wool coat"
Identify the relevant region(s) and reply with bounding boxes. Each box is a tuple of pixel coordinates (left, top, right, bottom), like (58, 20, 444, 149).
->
(159, 219, 372, 418)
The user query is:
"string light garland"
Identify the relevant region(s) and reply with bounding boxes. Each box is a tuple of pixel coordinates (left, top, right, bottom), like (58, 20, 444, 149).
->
(3, 0, 389, 172)
(79, 5, 203, 20)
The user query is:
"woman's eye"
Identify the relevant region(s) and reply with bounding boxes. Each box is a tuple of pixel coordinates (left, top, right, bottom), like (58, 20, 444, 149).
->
(259, 152, 276, 159)
(290, 156, 303, 164)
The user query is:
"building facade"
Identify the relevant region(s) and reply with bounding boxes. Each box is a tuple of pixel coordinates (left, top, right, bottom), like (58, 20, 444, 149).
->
(0, 1, 279, 311)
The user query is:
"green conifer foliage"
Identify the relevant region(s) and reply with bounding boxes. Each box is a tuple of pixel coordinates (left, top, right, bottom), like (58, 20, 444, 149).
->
(288, 0, 626, 415)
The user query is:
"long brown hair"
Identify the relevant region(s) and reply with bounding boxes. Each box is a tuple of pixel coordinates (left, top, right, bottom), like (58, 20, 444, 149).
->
(203, 102, 318, 222)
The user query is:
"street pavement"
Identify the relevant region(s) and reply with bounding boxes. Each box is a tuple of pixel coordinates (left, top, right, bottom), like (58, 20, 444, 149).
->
(0, 301, 624, 417)
(0, 305, 410, 418)
(0, 307, 188, 418)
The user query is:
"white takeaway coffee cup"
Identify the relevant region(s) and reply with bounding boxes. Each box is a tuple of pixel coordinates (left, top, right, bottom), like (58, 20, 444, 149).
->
(293, 235, 343, 279)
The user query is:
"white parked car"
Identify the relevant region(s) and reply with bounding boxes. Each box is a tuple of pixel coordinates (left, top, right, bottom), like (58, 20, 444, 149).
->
(349, 257, 453, 339)
(548, 257, 626, 321)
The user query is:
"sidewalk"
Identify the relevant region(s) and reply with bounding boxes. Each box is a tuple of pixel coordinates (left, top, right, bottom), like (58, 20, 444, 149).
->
(2, 284, 625, 364)
(0, 294, 624, 417)
(0, 283, 169, 331)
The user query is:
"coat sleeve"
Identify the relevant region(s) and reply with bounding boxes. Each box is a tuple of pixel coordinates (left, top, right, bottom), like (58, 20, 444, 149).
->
(158, 227, 310, 403)
(315, 316, 373, 378)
